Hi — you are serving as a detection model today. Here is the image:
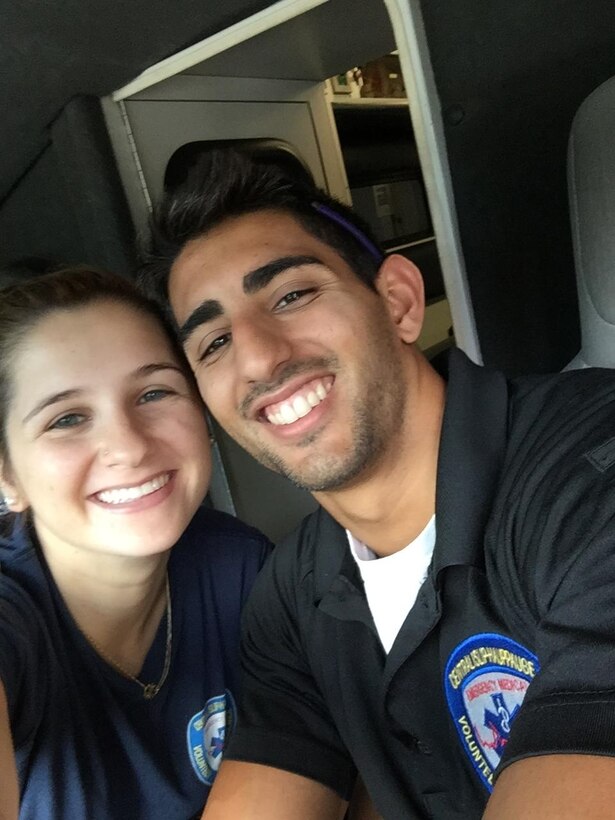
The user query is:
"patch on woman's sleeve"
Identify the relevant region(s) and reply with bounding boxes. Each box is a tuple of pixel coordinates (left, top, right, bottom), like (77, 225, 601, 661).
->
(187, 689, 237, 785)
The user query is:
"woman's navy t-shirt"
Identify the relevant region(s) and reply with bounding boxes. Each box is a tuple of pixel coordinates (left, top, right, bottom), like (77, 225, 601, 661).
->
(0, 507, 271, 819)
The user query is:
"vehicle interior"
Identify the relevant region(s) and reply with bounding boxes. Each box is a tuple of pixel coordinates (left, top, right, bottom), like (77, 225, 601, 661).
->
(2, 0, 615, 539)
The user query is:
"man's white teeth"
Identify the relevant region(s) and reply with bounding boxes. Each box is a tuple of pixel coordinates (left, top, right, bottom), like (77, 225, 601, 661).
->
(265, 379, 331, 426)
(96, 473, 170, 505)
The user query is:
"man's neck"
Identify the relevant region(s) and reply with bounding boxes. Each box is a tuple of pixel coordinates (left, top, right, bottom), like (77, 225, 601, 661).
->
(315, 358, 446, 557)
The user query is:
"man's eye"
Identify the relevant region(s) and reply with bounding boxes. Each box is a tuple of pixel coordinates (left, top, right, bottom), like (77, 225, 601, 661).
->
(199, 333, 231, 362)
(139, 388, 173, 404)
(275, 288, 316, 310)
(47, 413, 86, 430)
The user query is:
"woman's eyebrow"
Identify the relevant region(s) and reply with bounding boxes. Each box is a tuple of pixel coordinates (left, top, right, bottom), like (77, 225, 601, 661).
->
(23, 389, 83, 424)
(134, 362, 185, 378)
(22, 363, 184, 423)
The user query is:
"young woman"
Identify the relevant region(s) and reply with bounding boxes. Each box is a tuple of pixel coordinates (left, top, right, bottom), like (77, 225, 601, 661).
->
(0, 267, 271, 819)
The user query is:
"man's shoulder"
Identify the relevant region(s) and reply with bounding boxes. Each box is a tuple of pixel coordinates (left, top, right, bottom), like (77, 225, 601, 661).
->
(448, 347, 615, 417)
(507, 366, 615, 454)
(511, 364, 615, 410)
(249, 506, 347, 601)
(278, 505, 346, 560)
(486, 366, 615, 615)
(457, 358, 615, 475)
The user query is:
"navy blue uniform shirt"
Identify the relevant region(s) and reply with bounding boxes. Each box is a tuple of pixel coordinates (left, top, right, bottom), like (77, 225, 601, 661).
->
(0, 506, 271, 819)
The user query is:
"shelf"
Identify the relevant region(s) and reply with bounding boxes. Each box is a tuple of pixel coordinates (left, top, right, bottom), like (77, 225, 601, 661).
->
(387, 235, 435, 253)
(330, 96, 408, 108)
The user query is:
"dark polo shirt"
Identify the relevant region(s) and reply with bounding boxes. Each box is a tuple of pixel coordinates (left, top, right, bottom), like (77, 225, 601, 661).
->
(226, 349, 615, 819)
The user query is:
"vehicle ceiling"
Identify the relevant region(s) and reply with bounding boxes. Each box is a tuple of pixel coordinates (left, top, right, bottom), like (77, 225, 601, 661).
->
(0, 0, 273, 201)
(6, 0, 615, 375)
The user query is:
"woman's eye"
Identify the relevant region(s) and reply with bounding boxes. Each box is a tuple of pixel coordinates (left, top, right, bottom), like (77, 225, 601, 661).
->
(47, 412, 86, 430)
(199, 333, 231, 362)
(139, 388, 173, 404)
(275, 288, 316, 309)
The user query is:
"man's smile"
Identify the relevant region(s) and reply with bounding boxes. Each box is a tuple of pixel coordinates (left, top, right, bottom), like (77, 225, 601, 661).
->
(263, 376, 333, 426)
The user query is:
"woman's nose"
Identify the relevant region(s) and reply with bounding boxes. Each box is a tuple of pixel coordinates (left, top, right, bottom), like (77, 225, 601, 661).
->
(98, 414, 149, 468)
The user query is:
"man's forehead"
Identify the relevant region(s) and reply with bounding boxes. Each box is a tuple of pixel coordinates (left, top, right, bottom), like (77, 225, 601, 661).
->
(182, 209, 305, 257)
(170, 210, 324, 299)
(173, 211, 290, 275)
(169, 223, 248, 303)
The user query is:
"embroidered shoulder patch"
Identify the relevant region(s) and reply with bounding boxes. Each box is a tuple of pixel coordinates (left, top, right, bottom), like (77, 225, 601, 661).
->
(444, 633, 539, 792)
(187, 690, 236, 785)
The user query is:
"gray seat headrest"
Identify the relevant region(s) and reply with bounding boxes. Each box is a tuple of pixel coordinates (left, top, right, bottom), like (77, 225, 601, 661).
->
(567, 75, 615, 369)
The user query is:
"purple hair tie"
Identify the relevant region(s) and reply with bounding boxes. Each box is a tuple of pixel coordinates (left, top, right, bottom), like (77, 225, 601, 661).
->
(311, 202, 384, 263)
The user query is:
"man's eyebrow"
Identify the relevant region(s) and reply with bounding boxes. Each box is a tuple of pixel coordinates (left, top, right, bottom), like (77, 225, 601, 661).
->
(242, 255, 321, 295)
(179, 256, 321, 344)
(179, 299, 224, 344)
(23, 363, 184, 424)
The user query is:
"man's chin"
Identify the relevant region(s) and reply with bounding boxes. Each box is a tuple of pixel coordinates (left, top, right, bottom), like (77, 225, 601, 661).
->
(234, 427, 370, 491)
(274, 451, 374, 493)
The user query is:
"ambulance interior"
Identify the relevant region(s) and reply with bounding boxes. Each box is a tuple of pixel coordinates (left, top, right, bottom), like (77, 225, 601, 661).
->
(2, 0, 615, 538)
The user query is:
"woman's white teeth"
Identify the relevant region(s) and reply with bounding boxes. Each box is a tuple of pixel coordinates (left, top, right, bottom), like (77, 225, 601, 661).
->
(265, 380, 331, 426)
(97, 473, 170, 504)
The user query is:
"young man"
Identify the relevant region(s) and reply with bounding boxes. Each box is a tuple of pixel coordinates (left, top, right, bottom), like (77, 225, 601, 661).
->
(141, 150, 615, 819)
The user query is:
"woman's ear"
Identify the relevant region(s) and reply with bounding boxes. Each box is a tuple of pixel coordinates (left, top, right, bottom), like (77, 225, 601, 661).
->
(375, 254, 425, 344)
(0, 461, 27, 513)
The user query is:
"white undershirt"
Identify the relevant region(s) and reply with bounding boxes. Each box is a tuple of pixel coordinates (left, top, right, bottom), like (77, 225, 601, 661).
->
(347, 516, 436, 653)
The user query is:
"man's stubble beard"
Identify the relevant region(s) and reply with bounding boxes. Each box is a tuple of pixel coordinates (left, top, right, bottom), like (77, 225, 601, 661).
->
(236, 323, 408, 493)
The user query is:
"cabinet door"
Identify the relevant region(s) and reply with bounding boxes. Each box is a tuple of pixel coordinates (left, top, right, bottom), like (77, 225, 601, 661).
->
(120, 93, 328, 539)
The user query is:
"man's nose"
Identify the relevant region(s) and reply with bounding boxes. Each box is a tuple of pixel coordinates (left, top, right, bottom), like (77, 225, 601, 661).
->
(98, 413, 149, 468)
(232, 314, 293, 384)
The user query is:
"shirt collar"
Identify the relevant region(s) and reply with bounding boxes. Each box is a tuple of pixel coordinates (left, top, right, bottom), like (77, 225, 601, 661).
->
(432, 348, 509, 576)
(311, 348, 510, 601)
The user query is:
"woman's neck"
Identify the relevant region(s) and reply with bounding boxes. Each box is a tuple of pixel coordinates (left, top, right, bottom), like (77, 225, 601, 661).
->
(34, 524, 170, 676)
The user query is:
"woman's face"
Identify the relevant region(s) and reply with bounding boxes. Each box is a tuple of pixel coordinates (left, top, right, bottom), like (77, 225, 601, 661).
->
(2, 299, 211, 561)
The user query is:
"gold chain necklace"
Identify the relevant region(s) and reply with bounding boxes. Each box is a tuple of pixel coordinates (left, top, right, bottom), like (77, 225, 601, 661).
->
(81, 575, 172, 700)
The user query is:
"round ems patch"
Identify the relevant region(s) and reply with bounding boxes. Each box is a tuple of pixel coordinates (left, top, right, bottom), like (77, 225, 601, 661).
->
(444, 633, 539, 792)
(187, 690, 236, 785)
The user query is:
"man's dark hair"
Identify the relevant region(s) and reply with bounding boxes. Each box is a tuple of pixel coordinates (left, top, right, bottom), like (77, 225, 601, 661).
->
(139, 148, 384, 308)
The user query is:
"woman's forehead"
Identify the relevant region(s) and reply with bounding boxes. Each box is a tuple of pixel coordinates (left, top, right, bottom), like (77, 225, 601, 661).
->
(25, 299, 166, 346)
(11, 301, 177, 394)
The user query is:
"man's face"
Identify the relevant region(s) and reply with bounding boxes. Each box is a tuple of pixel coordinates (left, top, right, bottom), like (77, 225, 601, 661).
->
(169, 210, 409, 492)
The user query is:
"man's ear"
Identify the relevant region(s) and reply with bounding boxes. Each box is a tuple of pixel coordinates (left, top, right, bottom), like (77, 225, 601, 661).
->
(0, 461, 27, 513)
(375, 254, 425, 344)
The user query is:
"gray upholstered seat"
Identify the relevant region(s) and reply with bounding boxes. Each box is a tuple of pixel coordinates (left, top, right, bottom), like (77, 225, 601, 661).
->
(567, 76, 615, 369)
